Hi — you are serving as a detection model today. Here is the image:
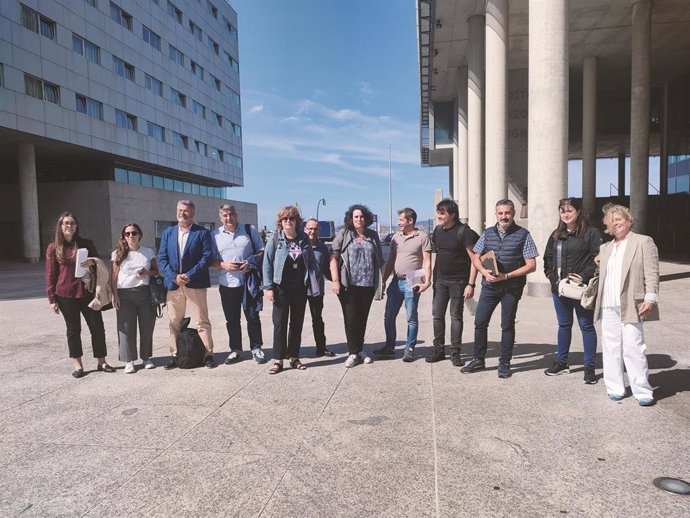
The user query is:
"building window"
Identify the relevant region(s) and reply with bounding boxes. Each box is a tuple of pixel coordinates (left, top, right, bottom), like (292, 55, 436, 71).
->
(191, 100, 205, 118)
(76, 94, 103, 120)
(167, 1, 182, 23)
(115, 109, 137, 130)
(218, 150, 224, 162)
(21, 5, 56, 41)
(225, 86, 240, 106)
(207, 36, 219, 56)
(145, 74, 163, 96)
(195, 140, 207, 156)
(170, 88, 186, 107)
(0, 64, 3, 87)
(147, 121, 165, 142)
(171, 131, 188, 149)
(72, 34, 101, 64)
(208, 146, 219, 160)
(24, 74, 60, 104)
(86, 0, 97, 7)
(231, 122, 241, 137)
(207, 1, 218, 19)
(214, 112, 222, 127)
(191, 61, 204, 81)
(225, 19, 237, 39)
(228, 154, 242, 168)
(214, 77, 221, 91)
(189, 20, 202, 41)
(112, 56, 135, 81)
(142, 26, 161, 51)
(110, 2, 133, 31)
(168, 45, 184, 66)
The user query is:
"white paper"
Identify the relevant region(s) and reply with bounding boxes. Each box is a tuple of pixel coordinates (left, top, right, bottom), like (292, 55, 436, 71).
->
(406, 268, 425, 290)
(74, 248, 88, 278)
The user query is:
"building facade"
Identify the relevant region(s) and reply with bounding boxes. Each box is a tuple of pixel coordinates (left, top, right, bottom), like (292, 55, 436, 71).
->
(0, 0, 255, 259)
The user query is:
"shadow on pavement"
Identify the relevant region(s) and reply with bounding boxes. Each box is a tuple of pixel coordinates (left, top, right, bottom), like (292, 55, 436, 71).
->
(649, 368, 690, 401)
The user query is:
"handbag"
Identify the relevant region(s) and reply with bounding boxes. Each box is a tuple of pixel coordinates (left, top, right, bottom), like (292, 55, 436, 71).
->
(149, 275, 167, 318)
(558, 273, 586, 300)
(580, 269, 599, 309)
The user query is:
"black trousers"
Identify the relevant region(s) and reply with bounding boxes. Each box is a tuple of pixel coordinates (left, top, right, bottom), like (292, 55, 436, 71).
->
(337, 285, 375, 355)
(56, 295, 107, 359)
(219, 285, 263, 352)
(432, 278, 467, 354)
(308, 294, 327, 351)
(272, 283, 308, 360)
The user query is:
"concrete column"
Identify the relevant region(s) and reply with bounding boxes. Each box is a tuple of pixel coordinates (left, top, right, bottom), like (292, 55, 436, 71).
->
(527, 0, 569, 297)
(618, 153, 626, 195)
(467, 15, 485, 232)
(485, 0, 509, 225)
(18, 142, 41, 262)
(457, 66, 469, 222)
(629, 0, 651, 233)
(582, 56, 597, 219)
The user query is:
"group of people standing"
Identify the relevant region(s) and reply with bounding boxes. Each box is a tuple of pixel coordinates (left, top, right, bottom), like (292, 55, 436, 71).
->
(45, 196, 660, 405)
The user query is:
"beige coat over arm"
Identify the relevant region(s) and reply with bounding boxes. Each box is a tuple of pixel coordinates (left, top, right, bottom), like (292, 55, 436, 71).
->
(594, 232, 660, 323)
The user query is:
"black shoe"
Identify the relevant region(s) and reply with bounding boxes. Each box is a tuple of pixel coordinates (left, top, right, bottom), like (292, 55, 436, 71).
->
(97, 363, 115, 373)
(583, 366, 597, 384)
(314, 349, 336, 358)
(374, 346, 395, 357)
(460, 358, 485, 374)
(497, 362, 511, 378)
(402, 348, 415, 362)
(545, 361, 570, 376)
(425, 350, 445, 363)
(164, 358, 178, 370)
(72, 368, 84, 378)
(204, 355, 217, 368)
(450, 354, 465, 367)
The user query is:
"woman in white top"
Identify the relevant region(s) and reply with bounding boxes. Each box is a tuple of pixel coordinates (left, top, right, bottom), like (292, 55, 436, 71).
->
(594, 205, 659, 406)
(111, 223, 159, 373)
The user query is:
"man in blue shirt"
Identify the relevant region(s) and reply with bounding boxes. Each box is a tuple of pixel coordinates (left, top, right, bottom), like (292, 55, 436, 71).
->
(461, 199, 538, 378)
(212, 204, 266, 364)
(158, 200, 215, 369)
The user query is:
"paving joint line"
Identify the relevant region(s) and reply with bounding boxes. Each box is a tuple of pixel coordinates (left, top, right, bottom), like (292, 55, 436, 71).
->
(256, 365, 350, 517)
(430, 364, 440, 518)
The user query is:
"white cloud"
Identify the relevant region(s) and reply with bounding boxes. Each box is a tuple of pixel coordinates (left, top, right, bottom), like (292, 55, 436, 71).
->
(249, 104, 264, 113)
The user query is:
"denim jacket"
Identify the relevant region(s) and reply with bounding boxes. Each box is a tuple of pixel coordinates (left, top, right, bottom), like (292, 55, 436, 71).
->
(262, 229, 321, 296)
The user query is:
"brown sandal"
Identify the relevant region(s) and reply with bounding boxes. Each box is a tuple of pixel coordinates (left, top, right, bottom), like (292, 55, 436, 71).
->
(268, 361, 283, 375)
(289, 358, 307, 370)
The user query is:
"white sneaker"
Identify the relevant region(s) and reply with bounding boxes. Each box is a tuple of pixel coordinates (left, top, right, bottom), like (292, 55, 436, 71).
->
(344, 354, 360, 368)
(251, 348, 266, 364)
(124, 362, 135, 374)
(362, 355, 373, 364)
(225, 351, 240, 364)
(143, 359, 155, 369)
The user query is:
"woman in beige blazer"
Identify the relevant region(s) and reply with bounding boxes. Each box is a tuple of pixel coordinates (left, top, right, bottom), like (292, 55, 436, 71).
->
(594, 205, 659, 406)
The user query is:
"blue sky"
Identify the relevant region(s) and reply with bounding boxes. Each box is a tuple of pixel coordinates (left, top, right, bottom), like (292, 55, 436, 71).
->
(228, 0, 661, 230)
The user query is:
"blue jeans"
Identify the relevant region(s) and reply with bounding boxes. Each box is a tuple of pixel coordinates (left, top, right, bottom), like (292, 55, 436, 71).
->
(473, 282, 524, 364)
(551, 293, 597, 367)
(384, 278, 420, 350)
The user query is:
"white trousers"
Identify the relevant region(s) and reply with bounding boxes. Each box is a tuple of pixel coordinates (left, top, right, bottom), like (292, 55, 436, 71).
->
(601, 307, 653, 400)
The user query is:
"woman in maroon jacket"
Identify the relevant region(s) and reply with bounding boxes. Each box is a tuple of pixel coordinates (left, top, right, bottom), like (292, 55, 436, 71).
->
(45, 212, 113, 378)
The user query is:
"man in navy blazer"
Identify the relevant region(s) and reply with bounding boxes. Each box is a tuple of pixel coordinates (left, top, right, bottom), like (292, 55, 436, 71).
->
(158, 200, 216, 369)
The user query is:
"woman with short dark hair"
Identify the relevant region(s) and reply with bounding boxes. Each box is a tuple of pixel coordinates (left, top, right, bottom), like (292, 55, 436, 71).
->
(543, 198, 602, 384)
(111, 223, 159, 374)
(330, 204, 385, 368)
(45, 212, 112, 378)
(262, 206, 320, 374)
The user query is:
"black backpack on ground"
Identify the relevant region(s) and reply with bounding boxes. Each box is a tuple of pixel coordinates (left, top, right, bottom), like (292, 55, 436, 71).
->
(176, 317, 206, 369)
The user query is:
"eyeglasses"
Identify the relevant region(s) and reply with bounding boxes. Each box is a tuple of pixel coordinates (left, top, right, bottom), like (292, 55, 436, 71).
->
(281, 217, 295, 222)
(62, 222, 76, 227)
(124, 231, 139, 237)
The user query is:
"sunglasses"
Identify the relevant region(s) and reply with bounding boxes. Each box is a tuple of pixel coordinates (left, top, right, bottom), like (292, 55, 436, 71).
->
(124, 231, 140, 237)
(281, 217, 296, 222)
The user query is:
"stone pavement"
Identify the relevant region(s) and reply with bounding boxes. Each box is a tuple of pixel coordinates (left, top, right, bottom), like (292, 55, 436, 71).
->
(0, 260, 689, 517)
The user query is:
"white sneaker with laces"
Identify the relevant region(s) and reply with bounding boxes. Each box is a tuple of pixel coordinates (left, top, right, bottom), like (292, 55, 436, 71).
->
(345, 354, 359, 368)
(124, 361, 135, 374)
(251, 348, 266, 364)
(143, 359, 155, 369)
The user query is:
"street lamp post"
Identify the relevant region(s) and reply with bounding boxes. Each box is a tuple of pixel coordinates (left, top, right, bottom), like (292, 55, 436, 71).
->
(316, 198, 326, 220)
(386, 144, 392, 233)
